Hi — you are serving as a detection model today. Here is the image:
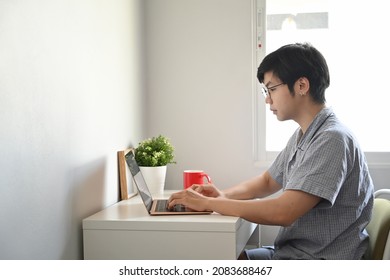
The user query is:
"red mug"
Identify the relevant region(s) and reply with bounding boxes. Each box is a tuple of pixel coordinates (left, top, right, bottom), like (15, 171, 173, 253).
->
(183, 170, 212, 189)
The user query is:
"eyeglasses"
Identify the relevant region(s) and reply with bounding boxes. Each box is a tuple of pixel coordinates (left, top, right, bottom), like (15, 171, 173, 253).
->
(259, 82, 285, 99)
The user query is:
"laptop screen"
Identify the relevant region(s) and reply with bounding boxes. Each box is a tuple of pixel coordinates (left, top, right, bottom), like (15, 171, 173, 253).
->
(124, 150, 153, 212)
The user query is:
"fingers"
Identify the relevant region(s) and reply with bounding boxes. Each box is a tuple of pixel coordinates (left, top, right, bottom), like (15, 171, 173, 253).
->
(191, 183, 221, 198)
(191, 184, 203, 193)
(191, 183, 213, 193)
(167, 190, 184, 209)
(167, 188, 198, 209)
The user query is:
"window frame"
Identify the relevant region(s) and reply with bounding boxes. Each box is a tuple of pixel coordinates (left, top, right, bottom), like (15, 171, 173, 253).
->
(251, 0, 390, 169)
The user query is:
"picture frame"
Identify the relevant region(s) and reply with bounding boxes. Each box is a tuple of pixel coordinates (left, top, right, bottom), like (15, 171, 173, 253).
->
(117, 148, 137, 200)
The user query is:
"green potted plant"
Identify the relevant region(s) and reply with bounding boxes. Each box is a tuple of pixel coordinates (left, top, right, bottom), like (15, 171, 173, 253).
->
(134, 135, 175, 194)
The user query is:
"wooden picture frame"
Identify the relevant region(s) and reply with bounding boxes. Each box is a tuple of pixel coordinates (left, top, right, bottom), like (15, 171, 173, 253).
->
(117, 148, 137, 200)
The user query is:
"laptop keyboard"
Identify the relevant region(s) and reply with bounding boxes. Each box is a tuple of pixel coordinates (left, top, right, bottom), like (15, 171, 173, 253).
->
(156, 200, 186, 212)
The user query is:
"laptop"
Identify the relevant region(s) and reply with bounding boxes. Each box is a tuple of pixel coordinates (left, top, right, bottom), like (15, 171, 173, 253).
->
(124, 149, 212, 216)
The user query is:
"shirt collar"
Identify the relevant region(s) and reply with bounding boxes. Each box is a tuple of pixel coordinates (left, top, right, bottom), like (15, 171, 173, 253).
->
(296, 107, 334, 150)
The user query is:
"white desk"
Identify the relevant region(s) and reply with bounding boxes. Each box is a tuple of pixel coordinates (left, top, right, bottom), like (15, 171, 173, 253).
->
(83, 191, 259, 260)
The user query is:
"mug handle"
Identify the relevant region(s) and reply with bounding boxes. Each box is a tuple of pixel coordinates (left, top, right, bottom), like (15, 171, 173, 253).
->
(202, 173, 212, 184)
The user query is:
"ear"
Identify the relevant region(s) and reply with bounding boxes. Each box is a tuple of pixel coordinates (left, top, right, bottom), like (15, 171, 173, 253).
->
(295, 77, 310, 96)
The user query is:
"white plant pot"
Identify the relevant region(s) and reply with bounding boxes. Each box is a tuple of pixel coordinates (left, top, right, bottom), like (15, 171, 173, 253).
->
(139, 166, 167, 195)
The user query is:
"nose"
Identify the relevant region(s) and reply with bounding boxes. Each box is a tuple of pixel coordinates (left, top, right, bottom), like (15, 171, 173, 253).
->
(265, 95, 272, 104)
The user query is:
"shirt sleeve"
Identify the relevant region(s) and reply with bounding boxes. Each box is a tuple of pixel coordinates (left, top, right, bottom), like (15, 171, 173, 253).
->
(268, 131, 299, 186)
(286, 130, 353, 207)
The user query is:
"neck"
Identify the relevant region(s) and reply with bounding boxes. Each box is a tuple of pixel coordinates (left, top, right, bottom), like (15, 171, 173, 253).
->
(296, 103, 326, 134)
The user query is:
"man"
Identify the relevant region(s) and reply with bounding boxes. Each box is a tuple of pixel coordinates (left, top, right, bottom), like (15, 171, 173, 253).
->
(168, 43, 374, 259)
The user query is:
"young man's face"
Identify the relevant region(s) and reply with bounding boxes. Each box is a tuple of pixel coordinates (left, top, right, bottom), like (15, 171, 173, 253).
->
(262, 71, 300, 122)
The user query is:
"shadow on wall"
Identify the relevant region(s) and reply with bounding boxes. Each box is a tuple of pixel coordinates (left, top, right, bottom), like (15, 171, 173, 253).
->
(62, 157, 108, 259)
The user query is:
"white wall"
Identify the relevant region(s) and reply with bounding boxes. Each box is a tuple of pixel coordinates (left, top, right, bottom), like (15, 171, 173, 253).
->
(145, 0, 262, 188)
(0, 0, 145, 259)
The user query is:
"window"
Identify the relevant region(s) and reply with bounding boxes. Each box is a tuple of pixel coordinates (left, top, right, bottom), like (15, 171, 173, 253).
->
(254, 0, 390, 166)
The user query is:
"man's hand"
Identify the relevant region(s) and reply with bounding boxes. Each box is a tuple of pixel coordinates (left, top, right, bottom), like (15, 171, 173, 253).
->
(191, 183, 224, 198)
(167, 188, 213, 212)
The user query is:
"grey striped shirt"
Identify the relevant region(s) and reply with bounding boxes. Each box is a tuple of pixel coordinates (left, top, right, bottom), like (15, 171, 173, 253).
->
(268, 107, 374, 259)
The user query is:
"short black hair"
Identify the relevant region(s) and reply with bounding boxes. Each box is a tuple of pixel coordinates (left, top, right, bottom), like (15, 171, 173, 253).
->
(257, 43, 330, 104)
